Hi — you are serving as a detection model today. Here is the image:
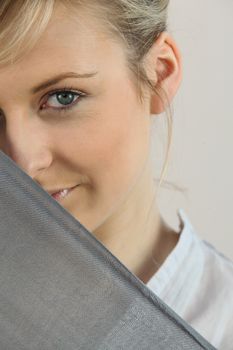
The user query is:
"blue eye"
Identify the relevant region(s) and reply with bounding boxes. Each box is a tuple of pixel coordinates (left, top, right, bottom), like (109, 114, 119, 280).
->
(41, 87, 85, 113)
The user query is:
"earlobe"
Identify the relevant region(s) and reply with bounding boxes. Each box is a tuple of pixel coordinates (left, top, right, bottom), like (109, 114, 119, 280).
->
(147, 32, 183, 115)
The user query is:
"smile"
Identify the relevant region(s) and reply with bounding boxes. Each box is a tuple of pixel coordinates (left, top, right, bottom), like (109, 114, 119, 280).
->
(51, 185, 78, 201)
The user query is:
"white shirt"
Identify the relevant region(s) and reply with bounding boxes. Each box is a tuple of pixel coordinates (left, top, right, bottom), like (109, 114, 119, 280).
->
(146, 208, 233, 350)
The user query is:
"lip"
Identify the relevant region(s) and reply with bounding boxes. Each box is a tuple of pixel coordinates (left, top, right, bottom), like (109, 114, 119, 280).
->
(51, 185, 79, 201)
(46, 185, 78, 196)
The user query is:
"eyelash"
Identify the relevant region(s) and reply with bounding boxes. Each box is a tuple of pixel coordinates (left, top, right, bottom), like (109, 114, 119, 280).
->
(40, 86, 86, 114)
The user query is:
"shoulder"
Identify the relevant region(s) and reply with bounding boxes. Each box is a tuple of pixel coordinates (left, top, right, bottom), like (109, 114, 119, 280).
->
(147, 208, 233, 349)
(201, 240, 233, 344)
(201, 239, 233, 286)
(176, 209, 233, 349)
(198, 236, 233, 309)
(185, 228, 233, 349)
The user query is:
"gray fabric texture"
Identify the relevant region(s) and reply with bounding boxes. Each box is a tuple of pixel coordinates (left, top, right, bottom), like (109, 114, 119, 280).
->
(0, 150, 217, 349)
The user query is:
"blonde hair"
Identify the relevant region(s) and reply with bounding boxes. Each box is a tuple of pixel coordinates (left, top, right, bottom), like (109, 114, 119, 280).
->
(0, 0, 183, 194)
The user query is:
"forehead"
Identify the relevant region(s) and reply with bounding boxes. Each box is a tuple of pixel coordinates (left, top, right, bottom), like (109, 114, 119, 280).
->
(0, 3, 125, 84)
(36, 3, 106, 53)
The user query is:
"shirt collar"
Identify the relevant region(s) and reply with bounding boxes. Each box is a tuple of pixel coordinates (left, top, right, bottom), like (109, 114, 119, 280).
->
(146, 208, 204, 313)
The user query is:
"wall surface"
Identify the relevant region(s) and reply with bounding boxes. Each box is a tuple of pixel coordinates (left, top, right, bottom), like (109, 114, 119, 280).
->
(153, 0, 233, 260)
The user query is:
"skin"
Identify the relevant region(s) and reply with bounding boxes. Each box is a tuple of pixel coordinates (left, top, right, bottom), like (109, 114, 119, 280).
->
(0, 3, 182, 284)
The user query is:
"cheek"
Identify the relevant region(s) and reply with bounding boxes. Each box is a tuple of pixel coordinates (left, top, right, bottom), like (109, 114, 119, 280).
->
(51, 78, 150, 220)
(66, 93, 150, 201)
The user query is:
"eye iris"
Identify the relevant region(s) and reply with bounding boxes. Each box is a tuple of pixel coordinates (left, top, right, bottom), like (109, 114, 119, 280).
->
(57, 92, 74, 105)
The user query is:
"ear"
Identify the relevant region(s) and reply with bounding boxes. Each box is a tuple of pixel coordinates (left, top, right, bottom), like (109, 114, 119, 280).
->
(144, 31, 183, 114)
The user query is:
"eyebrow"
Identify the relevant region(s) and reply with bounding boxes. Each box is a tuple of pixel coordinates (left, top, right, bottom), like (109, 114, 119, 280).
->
(31, 71, 98, 94)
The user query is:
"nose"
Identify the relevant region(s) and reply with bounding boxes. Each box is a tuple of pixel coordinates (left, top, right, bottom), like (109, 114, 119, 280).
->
(2, 114, 53, 179)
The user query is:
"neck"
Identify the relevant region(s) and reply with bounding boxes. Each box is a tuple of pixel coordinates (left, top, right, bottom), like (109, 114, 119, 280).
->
(93, 157, 179, 284)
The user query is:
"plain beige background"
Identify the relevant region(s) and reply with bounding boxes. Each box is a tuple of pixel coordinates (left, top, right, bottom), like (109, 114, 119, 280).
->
(151, 0, 233, 260)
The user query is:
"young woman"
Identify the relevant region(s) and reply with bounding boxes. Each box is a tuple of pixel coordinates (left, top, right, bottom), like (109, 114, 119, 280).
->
(0, 1, 232, 348)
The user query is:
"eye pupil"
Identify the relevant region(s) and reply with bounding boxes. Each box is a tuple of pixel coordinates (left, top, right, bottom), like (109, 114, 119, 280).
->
(57, 92, 74, 105)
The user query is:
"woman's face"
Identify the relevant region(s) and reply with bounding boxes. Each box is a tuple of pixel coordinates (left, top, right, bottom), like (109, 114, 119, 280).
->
(0, 4, 152, 233)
